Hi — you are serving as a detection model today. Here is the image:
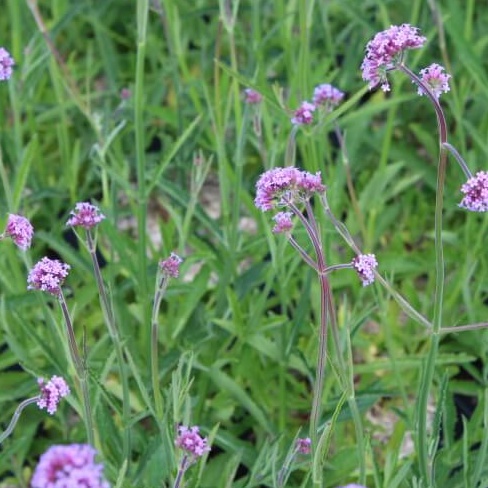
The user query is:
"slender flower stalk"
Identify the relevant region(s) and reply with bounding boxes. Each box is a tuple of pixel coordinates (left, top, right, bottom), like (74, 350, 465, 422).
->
(443, 142, 473, 179)
(361, 24, 452, 480)
(58, 291, 95, 447)
(67, 202, 131, 460)
(152, 253, 183, 419)
(255, 167, 330, 460)
(0, 376, 69, 444)
(398, 61, 448, 486)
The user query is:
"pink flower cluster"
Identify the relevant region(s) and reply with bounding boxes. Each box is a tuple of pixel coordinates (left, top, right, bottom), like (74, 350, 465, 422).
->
(313, 83, 344, 108)
(4, 214, 34, 250)
(159, 252, 183, 278)
(37, 376, 70, 414)
(417, 63, 451, 100)
(296, 437, 311, 455)
(351, 254, 378, 286)
(175, 425, 211, 458)
(291, 101, 316, 126)
(0, 47, 14, 81)
(361, 24, 426, 91)
(272, 211, 293, 234)
(67, 202, 105, 229)
(27, 257, 70, 296)
(31, 444, 110, 488)
(243, 88, 263, 105)
(255, 167, 326, 211)
(459, 171, 488, 212)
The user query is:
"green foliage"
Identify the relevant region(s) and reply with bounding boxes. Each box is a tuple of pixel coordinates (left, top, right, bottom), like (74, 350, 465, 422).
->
(0, 0, 487, 487)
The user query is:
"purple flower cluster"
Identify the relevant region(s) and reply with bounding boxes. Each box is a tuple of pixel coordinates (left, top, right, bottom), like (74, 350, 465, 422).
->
(67, 202, 105, 229)
(30, 444, 110, 488)
(417, 63, 451, 99)
(159, 252, 183, 278)
(255, 167, 326, 211)
(4, 213, 34, 250)
(243, 88, 263, 105)
(27, 257, 70, 296)
(361, 24, 426, 91)
(296, 437, 311, 455)
(459, 171, 488, 212)
(351, 254, 378, 286)
(175, 425, 211, 458)
(272, 211, 294, 234)
(313, 83, 344, 109)
(37, 376, 70, 414)
(291, 101, 316, 125)
(0, 47, 14, 81)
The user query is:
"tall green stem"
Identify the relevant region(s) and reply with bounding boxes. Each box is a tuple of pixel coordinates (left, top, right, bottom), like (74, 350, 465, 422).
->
(58, 291, 95, 447)
(399, 63, 448, 485)
(135, 0, 150, 351)
(151, 272, 171, 420)
(85, 230, 131, 462)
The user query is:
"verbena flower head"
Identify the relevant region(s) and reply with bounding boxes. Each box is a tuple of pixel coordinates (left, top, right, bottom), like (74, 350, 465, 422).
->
(296, 437, 311, 455)
(417, 63, 451, 99)
(5, 213, 34, 250)
(120, 87, 131, 100)
(361, 24, 426, 91)
(351, 253, 378, 286)
(0, 47, 14, 81)
(255, 167, 326, 211)
(31, 444, 110, 488)
(459, 171, 488, 212)
(313, 84, 344, 109)
(37, 376, 70, 414)
(243, 88, 263, 104)
(175, 425, 211, 458)
(28, 257, 70, 296)
(67, 202, 105, 229)
(291, 101, 316, 125)
(159, 252, 183, 278)
(272, 211, 294, 234)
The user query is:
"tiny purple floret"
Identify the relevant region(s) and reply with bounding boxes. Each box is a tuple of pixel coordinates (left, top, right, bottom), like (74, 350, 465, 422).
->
(243, 88, 263, 104)
(459, 171, 488, 212)
(159, 252, 183, 278)
(361, 24, 426, 91)
(254, 167, 326, 212)
(337, 485, 368, 488)
(352, 254, 378, 286)
(272, 211, 293, 234)
(28, 257, 70, 296)
(175, 425, 211, 458)
(417, 63, 451, 99)
(291, 101, 316, 125)
(31, 444, 110, 488)
(313, 84, 344, 109)
(5, 214, 34, 250)
(120, 88, 131, 100)
(0, 47, 14, 81)
(296, 437, 311, 455)
(67, 202, 105, 229)
(37, 376, 70, 415)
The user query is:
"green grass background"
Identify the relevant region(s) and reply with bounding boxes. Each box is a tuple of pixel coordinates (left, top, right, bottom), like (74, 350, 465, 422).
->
(0, 0, 487, 486)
